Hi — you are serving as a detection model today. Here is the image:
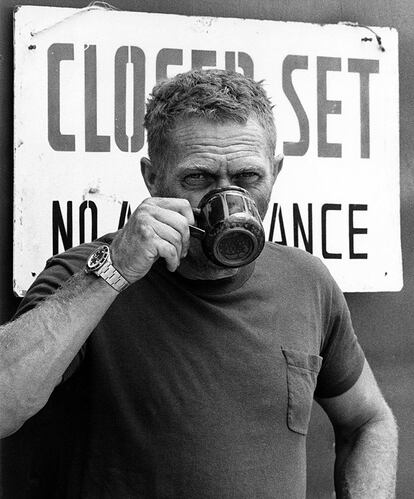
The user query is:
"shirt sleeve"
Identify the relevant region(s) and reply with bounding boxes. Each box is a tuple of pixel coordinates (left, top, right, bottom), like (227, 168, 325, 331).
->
(314, 278, 365, 399)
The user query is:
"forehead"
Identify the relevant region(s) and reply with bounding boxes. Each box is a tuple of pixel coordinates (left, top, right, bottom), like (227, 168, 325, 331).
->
(170, 117, 271, 164)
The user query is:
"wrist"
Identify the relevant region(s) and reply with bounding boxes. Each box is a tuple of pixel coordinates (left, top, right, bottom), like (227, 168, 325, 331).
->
(85, 244, 130, 293)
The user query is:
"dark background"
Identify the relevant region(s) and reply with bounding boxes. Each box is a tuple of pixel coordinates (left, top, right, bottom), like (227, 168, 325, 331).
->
(1, 1, 413, 497)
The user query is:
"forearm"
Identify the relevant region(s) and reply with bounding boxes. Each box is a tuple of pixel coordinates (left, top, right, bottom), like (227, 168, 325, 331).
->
(0, 196, 193, 438)
(334, 409, 398, 498)
(0, 271, 118, 438)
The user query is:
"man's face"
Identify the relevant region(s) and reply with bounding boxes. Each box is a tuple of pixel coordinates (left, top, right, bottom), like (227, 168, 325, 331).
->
(155, 116, 278, 218)
(146, 116, 281, 278)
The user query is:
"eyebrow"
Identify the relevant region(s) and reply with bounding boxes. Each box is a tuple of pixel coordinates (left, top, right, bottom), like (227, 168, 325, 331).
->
(177, 164, 267, 180)
(229, 164, 266, 173)
(176, 162, 220, 175)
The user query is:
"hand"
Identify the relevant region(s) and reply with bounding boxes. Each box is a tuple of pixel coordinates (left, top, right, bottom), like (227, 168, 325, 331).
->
(110, 197, 195, 283)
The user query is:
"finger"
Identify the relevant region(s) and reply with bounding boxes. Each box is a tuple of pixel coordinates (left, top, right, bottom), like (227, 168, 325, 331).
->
(148, 197, 195, 225)
(154, 237, 180, 272)
(145, 206, 191, 256)
(151, 220, 184, 259)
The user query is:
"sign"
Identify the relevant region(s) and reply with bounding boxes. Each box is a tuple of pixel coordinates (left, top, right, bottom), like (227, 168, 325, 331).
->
(14, 5, 402, 295)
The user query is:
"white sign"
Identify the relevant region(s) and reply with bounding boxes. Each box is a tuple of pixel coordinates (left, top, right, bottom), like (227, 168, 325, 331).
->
(14, 6, 402, 295)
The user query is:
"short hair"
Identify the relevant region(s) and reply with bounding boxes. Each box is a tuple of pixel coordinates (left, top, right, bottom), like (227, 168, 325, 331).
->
(144, 69, 276, 169)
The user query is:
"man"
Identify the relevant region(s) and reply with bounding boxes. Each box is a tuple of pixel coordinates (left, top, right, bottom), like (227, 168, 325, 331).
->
(1, 69, 397, 497)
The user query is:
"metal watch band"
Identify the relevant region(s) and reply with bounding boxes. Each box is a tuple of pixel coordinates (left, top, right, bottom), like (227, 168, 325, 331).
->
(97, 260, 130, 293)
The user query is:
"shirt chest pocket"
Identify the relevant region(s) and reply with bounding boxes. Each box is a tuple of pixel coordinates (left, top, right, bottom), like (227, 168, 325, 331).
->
(281, 348, 322, 435)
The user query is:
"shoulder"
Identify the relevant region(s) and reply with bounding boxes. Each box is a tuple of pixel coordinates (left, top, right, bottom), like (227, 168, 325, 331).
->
(14, 233, 117, 319)
(259, 242, 333, 287)
(44, 232, 117, 275)
(251, 242, 340, 317)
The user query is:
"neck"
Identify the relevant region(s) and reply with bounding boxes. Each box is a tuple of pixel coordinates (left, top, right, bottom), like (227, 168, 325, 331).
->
(177, 256, 238, 281)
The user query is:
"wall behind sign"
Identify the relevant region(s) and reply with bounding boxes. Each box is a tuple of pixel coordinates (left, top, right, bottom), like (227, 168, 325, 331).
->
(1, 1, 414, 498)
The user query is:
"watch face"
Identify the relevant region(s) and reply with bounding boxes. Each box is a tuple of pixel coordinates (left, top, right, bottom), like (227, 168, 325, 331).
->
(87, 244, 110, 272)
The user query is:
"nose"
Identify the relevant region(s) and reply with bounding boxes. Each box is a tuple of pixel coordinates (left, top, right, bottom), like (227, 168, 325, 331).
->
(216, 176, 233, 189)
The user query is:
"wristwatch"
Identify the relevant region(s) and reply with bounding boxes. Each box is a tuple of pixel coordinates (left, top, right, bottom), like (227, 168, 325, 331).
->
(85, 244, 129, 293)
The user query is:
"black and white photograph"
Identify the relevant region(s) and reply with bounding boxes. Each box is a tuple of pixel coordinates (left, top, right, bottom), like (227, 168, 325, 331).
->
(0, 1, 412, 497)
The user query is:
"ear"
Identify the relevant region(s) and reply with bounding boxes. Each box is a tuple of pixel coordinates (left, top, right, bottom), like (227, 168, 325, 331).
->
(272, 153, 284, 181)
(140, 157, 158, 195)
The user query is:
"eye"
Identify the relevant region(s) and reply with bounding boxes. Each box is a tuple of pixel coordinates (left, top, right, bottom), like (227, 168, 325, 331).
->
(233, 171, 260, 185)
(183, 172, 212, 187)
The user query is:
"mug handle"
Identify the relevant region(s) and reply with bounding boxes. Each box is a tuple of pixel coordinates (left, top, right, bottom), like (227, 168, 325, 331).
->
(189, 225, 205, 240)
(189, 208, 205, 239)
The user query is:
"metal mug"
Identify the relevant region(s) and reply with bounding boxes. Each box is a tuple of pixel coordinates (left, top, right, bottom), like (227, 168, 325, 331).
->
(189, 186, 265, 267)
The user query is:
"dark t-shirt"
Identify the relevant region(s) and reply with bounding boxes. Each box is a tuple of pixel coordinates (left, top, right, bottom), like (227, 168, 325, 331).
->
(7, 237, 364, 498)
